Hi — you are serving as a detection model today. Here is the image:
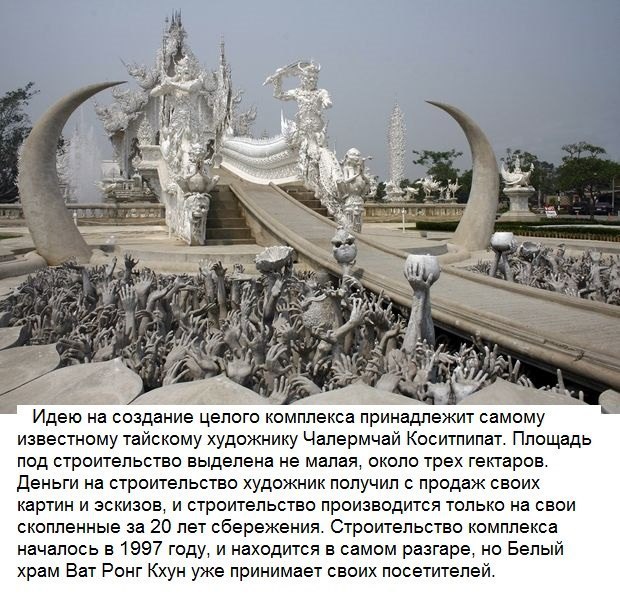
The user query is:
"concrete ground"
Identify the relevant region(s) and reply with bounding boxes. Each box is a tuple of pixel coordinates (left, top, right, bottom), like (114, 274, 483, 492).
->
(1, 221, 619, 291)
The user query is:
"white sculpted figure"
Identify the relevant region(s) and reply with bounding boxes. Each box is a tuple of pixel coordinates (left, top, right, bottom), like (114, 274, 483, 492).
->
(447, 178, 461, 199)
(404, 186, 419, 199)
(501, 156, 534, 188)
(417, 175, 441, 199)
(150, 53, 223, 243)
(264, 60, 332, 189)
(95, 15, 268, 244)
(338, 148, 372, 232)
(151, 54, 204, 177)
(384, 180, 404, 201)
(266, 60, 373, 230)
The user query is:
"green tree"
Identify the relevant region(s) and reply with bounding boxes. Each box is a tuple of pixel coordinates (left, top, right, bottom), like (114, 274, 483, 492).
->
(412, 148, 462, 184)
(457, 169, 472, 204)
(556, 142, 620, 216)
(374, 181, 386, 201)
(0, 82, 38, 201)
(412, 148, 470, 202)
(560, 141, 605, 160)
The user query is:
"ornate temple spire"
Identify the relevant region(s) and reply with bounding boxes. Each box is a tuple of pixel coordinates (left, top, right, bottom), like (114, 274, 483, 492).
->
(388, 102, 406, 187)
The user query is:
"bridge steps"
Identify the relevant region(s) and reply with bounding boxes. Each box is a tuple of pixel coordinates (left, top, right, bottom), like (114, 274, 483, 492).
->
(204, 186, 256, 245)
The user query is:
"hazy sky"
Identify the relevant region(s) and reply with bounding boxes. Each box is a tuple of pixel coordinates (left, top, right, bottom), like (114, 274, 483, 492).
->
(1, 0, 619, 181)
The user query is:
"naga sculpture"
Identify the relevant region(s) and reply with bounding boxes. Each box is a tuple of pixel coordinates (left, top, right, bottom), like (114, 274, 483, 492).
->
(173, 145, 219, 245)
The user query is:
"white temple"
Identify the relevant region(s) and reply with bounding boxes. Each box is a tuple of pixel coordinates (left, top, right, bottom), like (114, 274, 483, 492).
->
(96, 13, 374, 242)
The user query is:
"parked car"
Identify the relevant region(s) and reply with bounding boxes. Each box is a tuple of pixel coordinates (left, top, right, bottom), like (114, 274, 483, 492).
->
(594, 201, 612, 214)
(570, 202, 586, 214)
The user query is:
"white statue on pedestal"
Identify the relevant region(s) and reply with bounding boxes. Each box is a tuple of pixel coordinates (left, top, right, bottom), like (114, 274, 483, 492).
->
(265, 60, 373, 232)
(447, 178, 461, 200)
(404, 186, 419, 200)
(417, 175, 441, 200)
(500, 156, 534, 188)
(384, 180, 405, 201)
(338, 148, 372, 232)
(264, 60, 332, 186)
(500, 156, 537, 221)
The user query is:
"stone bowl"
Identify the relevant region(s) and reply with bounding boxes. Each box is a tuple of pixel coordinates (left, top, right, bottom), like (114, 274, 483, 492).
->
(255, 246, 294, 273)
(490, 231, 514, 252)
(403, 254, 440, 284)
(519, 241, 541, 260)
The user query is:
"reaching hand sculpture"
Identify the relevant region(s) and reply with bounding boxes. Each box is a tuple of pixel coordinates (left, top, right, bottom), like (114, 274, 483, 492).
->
(402, 255, 440, 354)
(0, 241, 589, 404)
(489, 232, 516, 281)
(472, 238, 620, 306)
